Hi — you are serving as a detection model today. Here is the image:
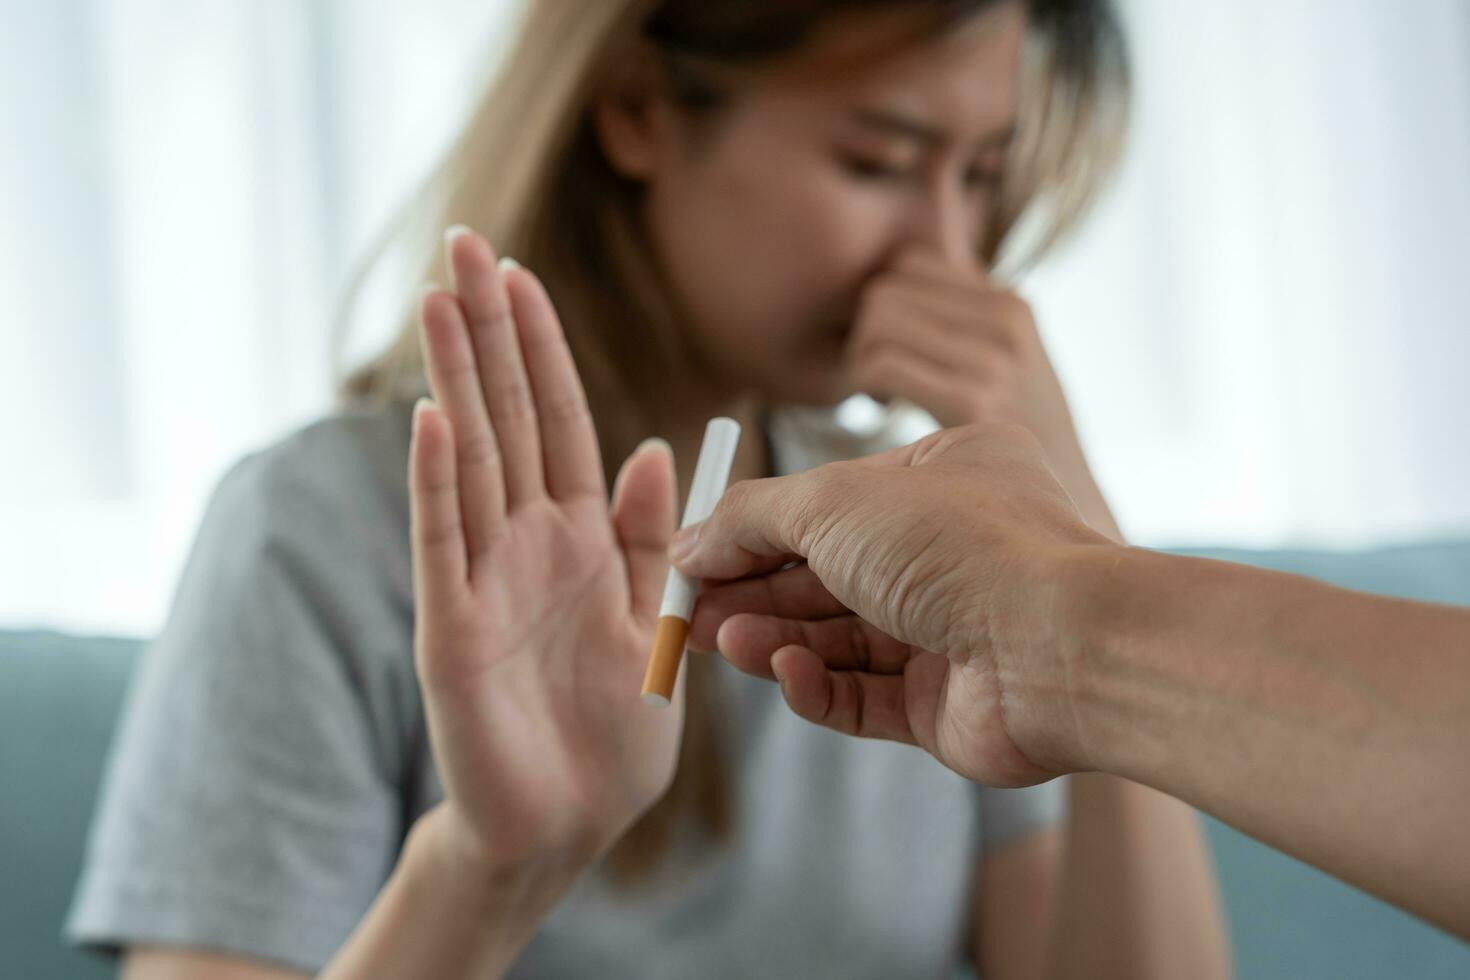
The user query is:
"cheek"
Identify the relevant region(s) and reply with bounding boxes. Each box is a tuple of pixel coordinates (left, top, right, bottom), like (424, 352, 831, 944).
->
(779, 173, 896, 299)
(645, 138, 901, 390)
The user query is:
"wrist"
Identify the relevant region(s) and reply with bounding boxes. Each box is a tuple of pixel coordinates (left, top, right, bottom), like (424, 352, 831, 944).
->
(1042, 544, 1144, 773)
(1049, 545, 1218, 780)
(411, 804, 591, 919)
(978, 538, 1122, 777)
(320, 803, 588, 978)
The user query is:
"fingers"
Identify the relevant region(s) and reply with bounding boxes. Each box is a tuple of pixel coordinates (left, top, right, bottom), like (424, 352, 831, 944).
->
(670, 451, 921, 579)
(688, 563, 847, 653)
(408, 399, 468, 604)
(851, 323, 998, 383)
(504, 266, 607, 501)
(446, 227, 545, 507)
(771, 646, 918, 746)
(858, 284, 1024, 354)
(610, 438, 677, 624)
(891, 246, 991, 294)
(716, 612, 918, 681)
(851, 345, 977, 427)
(418, 287, 506, 556)
(865, 249, 1035, 353)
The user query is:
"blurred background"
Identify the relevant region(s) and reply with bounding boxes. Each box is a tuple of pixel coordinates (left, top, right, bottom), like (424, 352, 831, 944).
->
(3, 1, 1470, 976)
(3, 0, 1469, 636)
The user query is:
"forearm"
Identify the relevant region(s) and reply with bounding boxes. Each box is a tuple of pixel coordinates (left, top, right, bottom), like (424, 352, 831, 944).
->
(321, 805, 582, 979)
(1065, 547, 1470, 937)
(1051, 774, 1230, 980)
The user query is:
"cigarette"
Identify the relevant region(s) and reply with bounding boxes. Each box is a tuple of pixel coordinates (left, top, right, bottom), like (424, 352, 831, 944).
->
(641, 417, 742, 707)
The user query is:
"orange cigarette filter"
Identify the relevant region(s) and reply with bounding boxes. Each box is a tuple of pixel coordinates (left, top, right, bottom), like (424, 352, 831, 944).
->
(641, 617, 690, 707)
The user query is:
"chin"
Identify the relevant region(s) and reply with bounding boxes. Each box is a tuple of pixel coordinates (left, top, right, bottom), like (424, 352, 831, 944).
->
(762, 364, 854, 408)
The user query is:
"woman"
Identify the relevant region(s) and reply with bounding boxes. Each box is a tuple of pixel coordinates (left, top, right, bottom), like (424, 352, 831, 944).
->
(70, 0, 1231, 976)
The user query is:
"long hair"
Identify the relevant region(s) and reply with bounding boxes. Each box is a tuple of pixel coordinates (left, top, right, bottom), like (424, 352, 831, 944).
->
(337, 0, 1130, 883)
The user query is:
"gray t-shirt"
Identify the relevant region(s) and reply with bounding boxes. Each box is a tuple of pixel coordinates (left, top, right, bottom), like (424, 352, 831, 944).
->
(67, 402, 1064, 977)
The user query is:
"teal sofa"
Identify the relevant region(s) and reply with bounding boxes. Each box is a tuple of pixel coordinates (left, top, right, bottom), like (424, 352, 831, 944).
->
(4, 541, 1469, 978)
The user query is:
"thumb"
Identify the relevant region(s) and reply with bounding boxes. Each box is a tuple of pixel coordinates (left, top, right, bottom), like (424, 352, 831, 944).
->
(671, 444, 918, 580)
(611, 438, 677, 622)
(670, 474, 813, 580)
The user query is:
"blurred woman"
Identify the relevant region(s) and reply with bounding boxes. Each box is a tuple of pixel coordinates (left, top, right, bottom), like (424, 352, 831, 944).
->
(70, 1, 1230, 977)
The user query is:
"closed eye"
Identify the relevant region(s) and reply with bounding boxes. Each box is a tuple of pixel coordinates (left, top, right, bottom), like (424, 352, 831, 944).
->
(965, 165, 1004, 191)
(840, 154, 913, 182)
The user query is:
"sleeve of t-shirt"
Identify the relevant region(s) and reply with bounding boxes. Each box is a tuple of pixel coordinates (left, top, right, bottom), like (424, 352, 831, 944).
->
(975, 778, 1069, 854)
(66, 424, 421, 974)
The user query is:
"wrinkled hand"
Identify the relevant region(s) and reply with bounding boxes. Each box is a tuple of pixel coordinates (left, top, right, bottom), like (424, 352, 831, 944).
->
(674, 424, 1114, 787)
(410, 230, 680, 872)
(848, 248, 1117, 537)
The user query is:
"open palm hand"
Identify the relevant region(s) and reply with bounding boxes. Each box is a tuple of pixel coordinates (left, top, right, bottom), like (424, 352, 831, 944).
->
(410, 230, 680, 868)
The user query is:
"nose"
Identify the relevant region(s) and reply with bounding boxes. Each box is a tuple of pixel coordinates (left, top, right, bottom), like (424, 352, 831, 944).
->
(901, 176, 977, 268)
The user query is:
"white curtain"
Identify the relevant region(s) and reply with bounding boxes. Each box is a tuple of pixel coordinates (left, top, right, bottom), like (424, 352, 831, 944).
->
(1, 0, 517, 634)
(4, 0, 1469, 636)
(1031, 0, 1470, 546)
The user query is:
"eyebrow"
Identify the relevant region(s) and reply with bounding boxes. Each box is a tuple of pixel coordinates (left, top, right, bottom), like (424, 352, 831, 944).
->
(850, 107, 1017, 150)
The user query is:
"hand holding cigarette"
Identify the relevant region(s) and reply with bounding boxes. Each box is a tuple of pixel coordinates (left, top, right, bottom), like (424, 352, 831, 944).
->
(408, 227, 683, 876)
(674, 423, 1095, 789)
(673, 423, 1470, 939)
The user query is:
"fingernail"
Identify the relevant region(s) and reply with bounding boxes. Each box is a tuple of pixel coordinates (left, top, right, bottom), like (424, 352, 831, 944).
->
(637, 436, 672, 458)
(498, 255, 521, 272)
(444, 227, 471, 291)
(412, 396, 434, 424)
(670, 524, 700, 563)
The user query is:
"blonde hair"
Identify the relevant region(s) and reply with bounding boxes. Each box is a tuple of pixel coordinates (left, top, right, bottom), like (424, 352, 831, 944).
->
(337, 0, 1130, 882)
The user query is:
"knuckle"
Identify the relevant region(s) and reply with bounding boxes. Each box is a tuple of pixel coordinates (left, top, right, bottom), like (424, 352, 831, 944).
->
(470, 304, 516, 338)
(795, 464, 860, 544)
(704, 481, 748, 535)
(914, 421, 1000, 464)
(861, 278, 903, 312)
(416, 515, 464, 552)
(442, 356, 480, 390)
(539, 391, 590, 426)
(865, 344, 904, 372)
(486, 380, 535, 422)
(845, 618, 873, 671)
(719, 479, 752, 514)
(456, 430, 500, 466)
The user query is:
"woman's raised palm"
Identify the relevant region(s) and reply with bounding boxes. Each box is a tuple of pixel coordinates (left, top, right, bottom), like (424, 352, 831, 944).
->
(408, 230, 681, 867)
